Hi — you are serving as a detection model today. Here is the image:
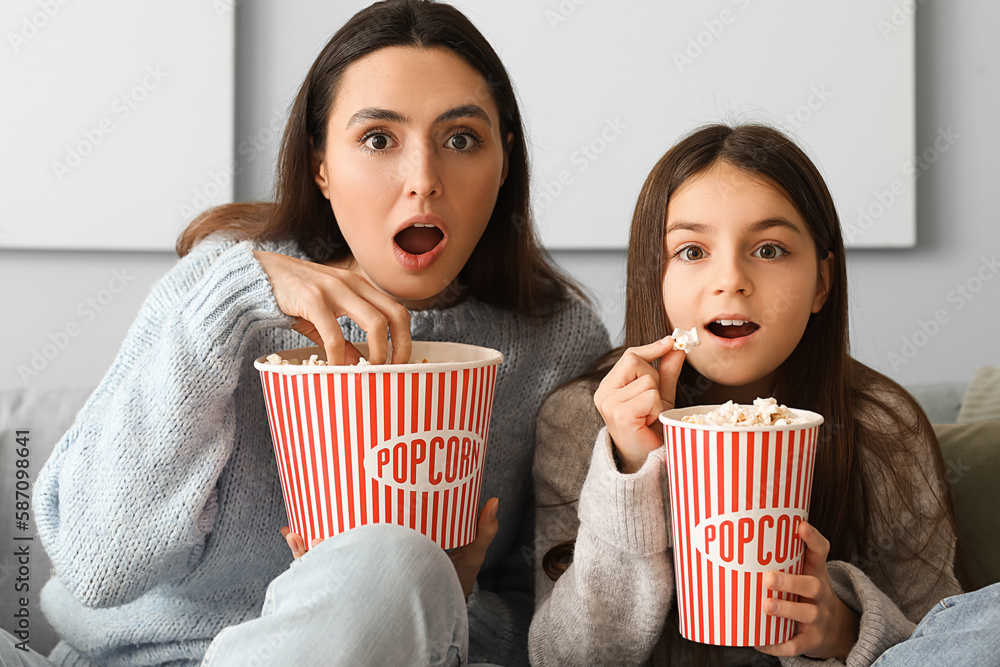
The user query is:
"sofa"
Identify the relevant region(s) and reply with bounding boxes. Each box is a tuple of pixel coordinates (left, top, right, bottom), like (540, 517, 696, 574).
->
(2, 368, 998, 657)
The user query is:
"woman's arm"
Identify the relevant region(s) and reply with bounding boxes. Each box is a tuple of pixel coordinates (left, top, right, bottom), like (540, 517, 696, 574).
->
(528, 382, 674, 667)
(33, 238, 295, 608)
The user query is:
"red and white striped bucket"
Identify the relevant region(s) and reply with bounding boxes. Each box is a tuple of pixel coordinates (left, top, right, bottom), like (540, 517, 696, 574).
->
(658, 406, 823, 647)
(254, 342, 503, 551)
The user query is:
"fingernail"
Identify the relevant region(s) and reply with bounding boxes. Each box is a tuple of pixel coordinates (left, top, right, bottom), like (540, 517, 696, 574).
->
(491, 499, 499, 520)
(660, 335, 673, 345)
(768, 572, 780, 588)
(765, 599, 778, 613)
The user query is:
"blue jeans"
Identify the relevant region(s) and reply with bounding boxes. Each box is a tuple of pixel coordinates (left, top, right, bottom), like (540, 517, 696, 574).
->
(0, 524, 477, 667)
(872, 581, 1000, 667)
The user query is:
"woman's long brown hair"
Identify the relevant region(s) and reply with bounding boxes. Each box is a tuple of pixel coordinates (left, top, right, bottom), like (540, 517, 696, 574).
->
(176, 0, 582, 316)
(543, 124, 959, 663)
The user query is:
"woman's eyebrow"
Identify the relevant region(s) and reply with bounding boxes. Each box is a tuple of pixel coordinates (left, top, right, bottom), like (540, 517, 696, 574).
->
(435, 105, 492, 128)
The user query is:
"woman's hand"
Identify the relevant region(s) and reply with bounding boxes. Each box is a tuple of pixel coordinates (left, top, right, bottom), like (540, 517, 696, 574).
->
(593, 337, 686, 474)
(448, 497, 500, 598)
(279, 497, 499, 599)
(254, 250, 411, 365)
(755, 521, 860, 661)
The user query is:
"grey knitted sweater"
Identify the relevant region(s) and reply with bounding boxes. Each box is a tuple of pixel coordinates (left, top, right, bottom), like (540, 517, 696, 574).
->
(33, 235, 610, 667)
(529, 381, 961, 667)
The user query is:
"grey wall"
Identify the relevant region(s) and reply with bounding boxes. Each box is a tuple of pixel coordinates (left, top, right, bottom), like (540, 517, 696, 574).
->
(2, 1, 997, 393)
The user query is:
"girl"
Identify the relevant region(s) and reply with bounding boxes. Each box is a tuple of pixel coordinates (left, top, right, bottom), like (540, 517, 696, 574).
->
(10, 2, 609, 666)
(529, 124, 961, 666)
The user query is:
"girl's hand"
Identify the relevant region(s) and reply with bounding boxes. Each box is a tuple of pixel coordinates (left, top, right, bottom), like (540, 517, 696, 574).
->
(254, 250, 411, 365)
(279, 497, 499, 599)
(593, 337, 687, 474)
(755, 521, 860, 661)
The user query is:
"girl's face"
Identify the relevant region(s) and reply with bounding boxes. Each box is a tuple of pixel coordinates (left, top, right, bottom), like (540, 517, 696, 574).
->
(315, 46, 510, 309)
(662, 162, 832, 397)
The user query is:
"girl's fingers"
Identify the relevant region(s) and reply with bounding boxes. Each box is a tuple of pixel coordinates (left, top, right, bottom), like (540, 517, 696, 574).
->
(762, 596, 821, 624)
(657, 347, 687, 409)
(283, 530, 306, 559)
(765, 571, 823, 599)
(798, 521, 832, 570)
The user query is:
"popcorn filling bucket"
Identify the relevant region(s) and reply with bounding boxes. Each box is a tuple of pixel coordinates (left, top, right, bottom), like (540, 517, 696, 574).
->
(254, 342, 503, 550)
(659, 406, 823, 647)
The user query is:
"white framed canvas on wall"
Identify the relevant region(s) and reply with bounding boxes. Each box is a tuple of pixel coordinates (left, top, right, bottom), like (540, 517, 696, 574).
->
(4, 1, 234, 251)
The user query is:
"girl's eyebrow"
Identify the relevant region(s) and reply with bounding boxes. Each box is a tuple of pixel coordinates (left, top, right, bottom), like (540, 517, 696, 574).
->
(345, 105, 492, 129)
(665, 218, 802, 235)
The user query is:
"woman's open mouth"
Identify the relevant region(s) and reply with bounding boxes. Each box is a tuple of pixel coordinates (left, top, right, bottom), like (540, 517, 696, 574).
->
(393, 222, 447, 270)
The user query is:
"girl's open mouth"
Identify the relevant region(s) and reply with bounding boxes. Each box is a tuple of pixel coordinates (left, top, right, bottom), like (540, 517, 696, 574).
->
(706, 319, 760, 339)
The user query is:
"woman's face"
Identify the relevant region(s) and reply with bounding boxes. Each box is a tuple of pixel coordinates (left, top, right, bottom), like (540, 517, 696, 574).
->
(662, 162, 832, 398)
(315, 46, 510, 309)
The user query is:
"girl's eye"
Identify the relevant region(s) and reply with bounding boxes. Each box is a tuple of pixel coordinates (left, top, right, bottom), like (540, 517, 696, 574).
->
(445, 131, 482, 153)
(361, 133, 395, 151)
(753, 244, 787, 260)
(679, 246, 705, 261)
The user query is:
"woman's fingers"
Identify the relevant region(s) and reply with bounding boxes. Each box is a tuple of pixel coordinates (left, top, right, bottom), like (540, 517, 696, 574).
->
(282, 528, 307, 559)
(254, 250, 412, 365)
(449, 498, 500, 598)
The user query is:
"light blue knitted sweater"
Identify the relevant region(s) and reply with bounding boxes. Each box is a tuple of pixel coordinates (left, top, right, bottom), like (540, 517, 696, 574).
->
(33, 236, 610, 667)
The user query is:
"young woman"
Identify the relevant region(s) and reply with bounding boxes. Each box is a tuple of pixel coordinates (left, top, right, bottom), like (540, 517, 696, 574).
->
(7, 2, 609, 665)
(529, 124, 961, 666)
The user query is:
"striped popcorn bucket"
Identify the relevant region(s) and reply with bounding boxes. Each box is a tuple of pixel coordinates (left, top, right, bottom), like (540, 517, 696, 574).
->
(658, 406, 823, 647)
(254, 342, 503, 551)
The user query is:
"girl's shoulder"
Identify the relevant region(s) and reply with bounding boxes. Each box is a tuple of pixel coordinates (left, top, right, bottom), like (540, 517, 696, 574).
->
(850, 360, 929, 435)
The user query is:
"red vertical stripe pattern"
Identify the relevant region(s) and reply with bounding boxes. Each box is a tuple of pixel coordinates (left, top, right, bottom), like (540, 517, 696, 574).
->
(257, 359, 500, 551)
(662, 414, 821, 647)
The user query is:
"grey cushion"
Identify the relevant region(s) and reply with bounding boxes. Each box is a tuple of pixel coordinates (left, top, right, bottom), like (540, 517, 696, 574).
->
(934, 420, 1000, 592)
(907, 381, 968, 424)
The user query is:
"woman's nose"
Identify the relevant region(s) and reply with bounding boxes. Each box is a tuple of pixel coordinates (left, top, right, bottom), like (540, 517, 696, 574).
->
(402, 146, 442, 198)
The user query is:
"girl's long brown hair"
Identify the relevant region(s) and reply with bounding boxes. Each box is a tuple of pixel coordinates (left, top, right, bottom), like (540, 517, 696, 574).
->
(543, 124, 958, 662)
(177, 0, 581, 316)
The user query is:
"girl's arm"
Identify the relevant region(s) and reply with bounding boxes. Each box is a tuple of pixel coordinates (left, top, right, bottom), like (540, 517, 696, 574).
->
(33, 238, 295, 608)
(528, 381, 674, 667)
(764, 392, 962, 667)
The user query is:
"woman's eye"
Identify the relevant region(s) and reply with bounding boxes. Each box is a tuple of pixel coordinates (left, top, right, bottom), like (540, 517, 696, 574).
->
(681, 246, 705, 261)
(446, 132, 480, 152)
(362, 133, 394, 151)
(753, 244, 786, 260)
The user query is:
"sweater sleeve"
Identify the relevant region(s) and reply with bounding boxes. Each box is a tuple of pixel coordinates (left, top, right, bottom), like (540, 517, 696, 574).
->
(33, 238, 295, 608)
(779, 393, 961, 667)
(528, 383, 674, 667)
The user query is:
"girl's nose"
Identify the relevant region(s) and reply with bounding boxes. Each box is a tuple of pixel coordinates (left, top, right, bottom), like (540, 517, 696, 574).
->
(712, 256, 752, 296)
(402, 146, 442, 199)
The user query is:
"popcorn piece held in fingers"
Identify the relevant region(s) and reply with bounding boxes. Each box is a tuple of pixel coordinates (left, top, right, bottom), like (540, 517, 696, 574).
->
(670, 327, 701, 353)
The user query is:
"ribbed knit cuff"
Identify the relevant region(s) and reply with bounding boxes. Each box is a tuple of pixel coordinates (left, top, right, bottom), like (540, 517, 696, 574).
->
(578, 427, 669, 555)
(827, 560, 917, 667)
(183, 240, 295, 355)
